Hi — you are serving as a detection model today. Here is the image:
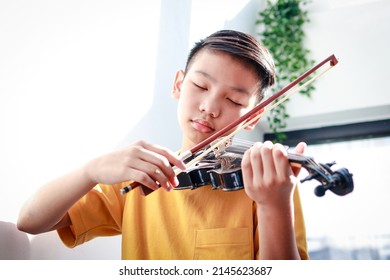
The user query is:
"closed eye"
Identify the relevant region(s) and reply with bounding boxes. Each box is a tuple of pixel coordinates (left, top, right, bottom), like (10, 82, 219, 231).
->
(227, 98, 243, 106)
(193, 82, 207, 91)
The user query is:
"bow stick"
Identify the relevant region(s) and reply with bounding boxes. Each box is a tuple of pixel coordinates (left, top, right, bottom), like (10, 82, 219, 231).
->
(120, 54, 338, 196)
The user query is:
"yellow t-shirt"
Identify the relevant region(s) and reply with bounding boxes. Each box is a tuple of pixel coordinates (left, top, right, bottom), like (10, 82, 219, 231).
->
(57, 180, 308, 260)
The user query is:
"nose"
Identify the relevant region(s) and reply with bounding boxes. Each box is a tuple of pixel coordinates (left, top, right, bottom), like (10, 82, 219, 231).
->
(199, 93, 220, 118)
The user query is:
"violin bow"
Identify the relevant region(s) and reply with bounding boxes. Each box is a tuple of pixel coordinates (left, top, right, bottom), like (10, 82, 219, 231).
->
(184, 54, 338, 170)
(120, 54, 338, 196)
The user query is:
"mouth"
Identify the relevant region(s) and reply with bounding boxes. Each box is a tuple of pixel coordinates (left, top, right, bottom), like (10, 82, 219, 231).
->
(191, 119, 215, 133)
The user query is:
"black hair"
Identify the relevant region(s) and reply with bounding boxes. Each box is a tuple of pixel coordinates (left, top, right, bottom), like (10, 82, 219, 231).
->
(184, 30, 275, 102)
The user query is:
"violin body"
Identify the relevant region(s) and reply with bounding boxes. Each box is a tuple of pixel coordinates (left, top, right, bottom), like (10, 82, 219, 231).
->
(176, 166, 244, 191)
(176, 163, 214, 190)
(210, 168, 244, 191)
(175, 141, 354, 197)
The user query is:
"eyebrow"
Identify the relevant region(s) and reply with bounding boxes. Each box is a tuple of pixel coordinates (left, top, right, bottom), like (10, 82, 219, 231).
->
(194, 70, 251, 96)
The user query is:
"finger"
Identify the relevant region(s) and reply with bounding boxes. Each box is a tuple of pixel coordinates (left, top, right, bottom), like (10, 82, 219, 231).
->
(273, 143, 291, 179)
(259, 141, 276, 182)
(241, 145, 254, 186)
(249, 142, 265, 184)
(142, 163, 175, 191)
(291, 142, 307, 176)
(129, 161, 176, 192)
(141, 152, 178, 189)
(120, 144, 175, 191)
(294, 142, 307, 155)
(129, 142, 179, 188)
(138, 141, 186, 188)
(142, 141, 186, 170)
(127, 168, 161, 191)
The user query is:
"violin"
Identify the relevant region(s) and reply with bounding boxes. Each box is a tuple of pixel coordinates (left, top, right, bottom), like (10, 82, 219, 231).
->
(120, 54, 353, 197)
(174, 138, 354, 197)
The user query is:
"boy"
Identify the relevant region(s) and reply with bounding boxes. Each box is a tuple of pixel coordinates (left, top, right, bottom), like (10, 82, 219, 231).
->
(18, 30, 309, 260)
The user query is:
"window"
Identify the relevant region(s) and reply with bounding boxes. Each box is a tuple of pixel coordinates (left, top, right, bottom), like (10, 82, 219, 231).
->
(265, 119, 390, 259)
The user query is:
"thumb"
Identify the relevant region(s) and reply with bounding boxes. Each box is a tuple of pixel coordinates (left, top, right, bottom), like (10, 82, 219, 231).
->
(294, 142, 307, 155)
(291, 142, 307, 176)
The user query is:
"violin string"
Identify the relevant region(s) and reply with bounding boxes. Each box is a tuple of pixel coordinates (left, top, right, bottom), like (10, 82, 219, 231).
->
(289, 150, 331, 178)
(306, 156, 332, 176)
(231, 138, 254, 146)
(235, 134, 333, 176)
(184, 64, 335, 170)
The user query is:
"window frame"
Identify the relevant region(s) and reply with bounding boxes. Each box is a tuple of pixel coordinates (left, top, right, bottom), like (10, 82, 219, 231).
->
(263, 119, 390, 146)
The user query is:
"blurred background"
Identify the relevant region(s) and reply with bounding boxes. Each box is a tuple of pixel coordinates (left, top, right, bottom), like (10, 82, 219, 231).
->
(1, 0, 389, 259)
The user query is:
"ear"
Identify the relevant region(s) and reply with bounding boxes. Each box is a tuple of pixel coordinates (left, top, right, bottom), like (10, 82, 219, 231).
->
(243, 108, 264, 131)
(171, 70, 185, 100)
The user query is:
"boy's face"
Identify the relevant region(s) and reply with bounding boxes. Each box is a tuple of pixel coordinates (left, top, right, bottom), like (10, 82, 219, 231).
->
(172, 49, 261, 150)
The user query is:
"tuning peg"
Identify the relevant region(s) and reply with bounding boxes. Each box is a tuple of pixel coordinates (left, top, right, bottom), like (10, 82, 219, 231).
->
(323, 161, 336, 168)
(314, 184, 330, 197)
(300, 173, 318, 183)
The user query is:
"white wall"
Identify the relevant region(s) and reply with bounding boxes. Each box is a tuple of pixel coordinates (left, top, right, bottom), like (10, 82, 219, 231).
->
(1, 0, 389, 260)
(259, 0, 390, 132)
(0, 0, 264, 259)
(0, 0, 164, 259)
